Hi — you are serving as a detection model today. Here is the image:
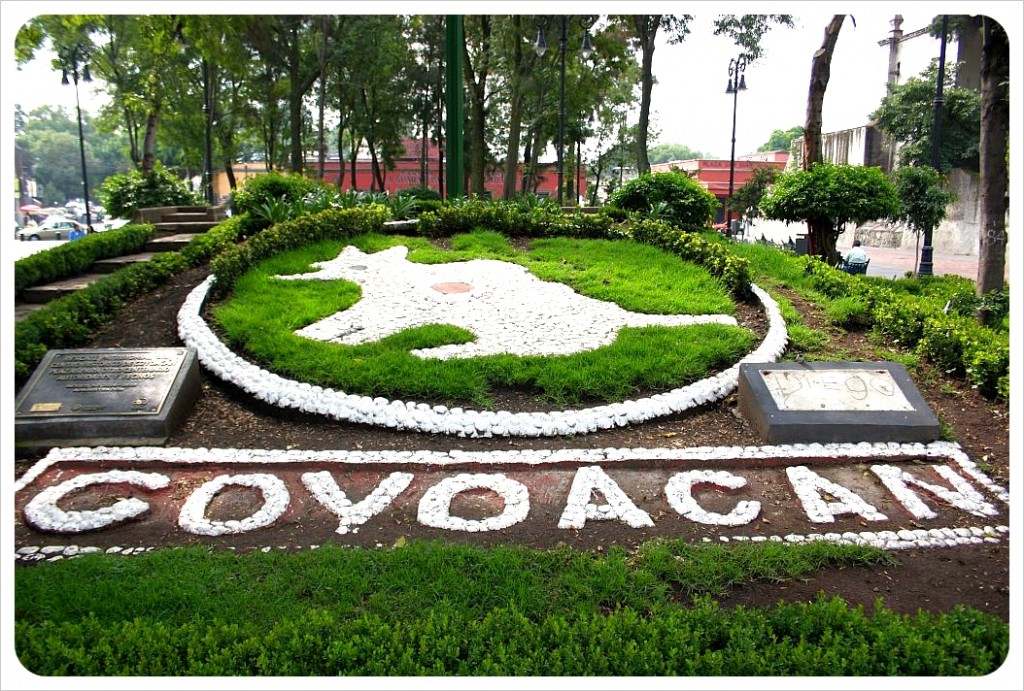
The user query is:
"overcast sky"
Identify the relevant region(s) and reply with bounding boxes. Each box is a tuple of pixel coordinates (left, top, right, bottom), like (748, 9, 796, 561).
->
(3, 2, 1021, 162)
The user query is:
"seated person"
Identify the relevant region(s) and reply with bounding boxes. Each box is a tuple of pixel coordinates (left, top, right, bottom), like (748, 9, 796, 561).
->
(845, 240, 868, 265)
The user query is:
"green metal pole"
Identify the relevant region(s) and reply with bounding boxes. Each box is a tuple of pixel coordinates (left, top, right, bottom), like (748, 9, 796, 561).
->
(445, 16, 465, 200)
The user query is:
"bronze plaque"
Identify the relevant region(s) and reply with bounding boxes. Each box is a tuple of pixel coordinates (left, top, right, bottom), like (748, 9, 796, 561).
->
(15, 348, 201, 448)
(17, 349, 188, 417)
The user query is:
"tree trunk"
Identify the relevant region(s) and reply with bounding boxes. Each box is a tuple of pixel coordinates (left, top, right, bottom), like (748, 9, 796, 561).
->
(141, 102, 160, 176)
(632, 15, 659, 176)
(315, 18, 328, 180)
(803, 14, 845, 259)
(976, 16, 1009, 306)
(502, 17, 526, 201)
(224, 161, 236, 191)
(349, 127, 359, 191)
(462, 16, 491, 197)
(336, 120, 346, 190)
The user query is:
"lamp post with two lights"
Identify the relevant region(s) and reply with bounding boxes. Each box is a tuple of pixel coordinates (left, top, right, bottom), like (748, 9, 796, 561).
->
(724, 53, 748, 232)
(534, 17, 594, 206)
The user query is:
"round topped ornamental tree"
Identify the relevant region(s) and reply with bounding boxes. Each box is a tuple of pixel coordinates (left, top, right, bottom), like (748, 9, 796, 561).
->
(758, 162, 899, 263)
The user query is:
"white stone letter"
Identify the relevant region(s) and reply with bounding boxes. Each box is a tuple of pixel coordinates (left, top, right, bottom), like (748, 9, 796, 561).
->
(558, 466, 654, 529)
(178, 473, 290, 536)
(665, 470, 761, 526)
(786, 466, 887, 524)
(417, 473, 529, 532)
(870, 464, 998, 519)
(23, 471, 170, 533)
(302, 471, 414, 534)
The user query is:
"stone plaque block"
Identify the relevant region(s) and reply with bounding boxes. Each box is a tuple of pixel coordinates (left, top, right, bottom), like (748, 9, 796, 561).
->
(737, 361, 940, 444)
(15, 348, 200, 448)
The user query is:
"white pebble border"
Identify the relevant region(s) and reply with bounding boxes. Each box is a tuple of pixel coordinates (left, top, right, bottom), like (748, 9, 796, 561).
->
(15, 441, 1008, 561)
(176, 276, 788, 437)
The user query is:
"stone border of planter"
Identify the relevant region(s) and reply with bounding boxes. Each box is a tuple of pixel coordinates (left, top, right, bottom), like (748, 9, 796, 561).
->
(176, 277, 787, 437)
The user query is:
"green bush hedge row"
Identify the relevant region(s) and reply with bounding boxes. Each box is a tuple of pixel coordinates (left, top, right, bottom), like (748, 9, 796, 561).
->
(14, 216, 248, 388)
(14, 224, 156, 296)
(209, 205, 390, 294)
(15, 597, 1006, 676)
(802, 257, 1009, 400)
(628, 218, 753, 299)
(414, 202, 751, 298)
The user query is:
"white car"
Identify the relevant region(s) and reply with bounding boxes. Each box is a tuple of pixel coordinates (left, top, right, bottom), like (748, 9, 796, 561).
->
(17, 217, 89, 241)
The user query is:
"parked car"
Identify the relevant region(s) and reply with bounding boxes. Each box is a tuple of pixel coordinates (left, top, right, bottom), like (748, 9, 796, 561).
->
(17, 217, 89, 241)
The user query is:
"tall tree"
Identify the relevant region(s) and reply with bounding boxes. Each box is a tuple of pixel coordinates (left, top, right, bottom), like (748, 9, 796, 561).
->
(976, 16, 1009, 301)
(871, 61, 981, 172)
(462, 16, 494, 197)
(802, 14, 846, 257)
(620, 15, 692, 176)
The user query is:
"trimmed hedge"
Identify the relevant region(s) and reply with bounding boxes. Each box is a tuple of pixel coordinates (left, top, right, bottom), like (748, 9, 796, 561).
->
(14, 224, 156, 296)
(799, 255, 1009, 400)
(15, 598, 1007, 676)
(607, 172, 720, 228)
(628, 218, 753, 299)
(14, 216, 248, 387)
(414, 202, 750, 299)
(209, 205, 390, 294)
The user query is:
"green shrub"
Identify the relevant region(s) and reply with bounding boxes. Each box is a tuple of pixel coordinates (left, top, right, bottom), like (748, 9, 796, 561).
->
(210, 205, 390, 293)
(99, 163, 201, 220)
(945, 287, 1010, 328)
(628, 219, 752, 298)
(401, 186, 443, 201)
(607, 172, 720, 227)
(15, 598, 1007, 676)
(870, 292, 934, 349)
(825, 296, 874, 330)
(230, 171, 321, 216)
(916, 315, 1010, 398)
(14, 224, 155, 295)
(14, 216, 248, 388)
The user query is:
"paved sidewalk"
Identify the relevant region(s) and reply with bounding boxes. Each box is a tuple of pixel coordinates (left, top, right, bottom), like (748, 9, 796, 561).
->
(860, 245, 987, 281)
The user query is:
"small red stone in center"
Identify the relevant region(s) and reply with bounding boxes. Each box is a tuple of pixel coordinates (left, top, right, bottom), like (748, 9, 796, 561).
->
(431, 282, 473, 294)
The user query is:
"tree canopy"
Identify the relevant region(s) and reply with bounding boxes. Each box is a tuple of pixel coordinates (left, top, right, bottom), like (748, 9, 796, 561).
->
(871, 60, 981, 173)
(759, 163, 899, 262)
(757, 126, 803, 152)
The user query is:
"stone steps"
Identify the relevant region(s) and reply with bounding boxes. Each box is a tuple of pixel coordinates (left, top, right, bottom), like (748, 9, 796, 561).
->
(15, 204, 225, 323)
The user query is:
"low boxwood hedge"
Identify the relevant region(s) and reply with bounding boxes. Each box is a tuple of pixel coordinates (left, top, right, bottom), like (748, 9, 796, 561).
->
(15, 597, 1007, 676)
(14, 224, 156, 297)
(14, 216, 248, 388)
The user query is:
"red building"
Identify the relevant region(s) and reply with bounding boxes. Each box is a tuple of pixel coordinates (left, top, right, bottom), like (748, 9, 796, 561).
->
(215, 138, 584, 202)
(650, 151, 789, 223)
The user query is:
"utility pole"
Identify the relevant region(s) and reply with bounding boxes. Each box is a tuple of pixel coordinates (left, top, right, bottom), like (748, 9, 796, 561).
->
(444, 16, 465, 200)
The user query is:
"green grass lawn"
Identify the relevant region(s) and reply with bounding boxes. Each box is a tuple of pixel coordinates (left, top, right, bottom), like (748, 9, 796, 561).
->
(211, 232, 755, 407)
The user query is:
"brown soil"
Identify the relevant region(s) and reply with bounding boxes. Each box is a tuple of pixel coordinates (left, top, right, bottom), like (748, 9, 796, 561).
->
(13, 260, 1011, 624)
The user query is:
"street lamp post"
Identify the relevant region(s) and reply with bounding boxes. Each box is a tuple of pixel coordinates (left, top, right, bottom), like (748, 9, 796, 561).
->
(535, 17, 594, 206)
(919, 14, 949, 277)
(202, 59, 215, 205)
(59, 45, 93, 232)
(724, 54, 748, 233)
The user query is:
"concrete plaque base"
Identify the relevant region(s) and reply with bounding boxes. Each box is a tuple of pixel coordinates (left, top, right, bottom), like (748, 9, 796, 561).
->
(15, 348, 200, 448)
(737, 361, 940, 444)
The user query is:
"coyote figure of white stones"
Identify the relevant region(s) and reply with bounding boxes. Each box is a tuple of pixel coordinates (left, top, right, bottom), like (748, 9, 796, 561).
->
(275, 245, 737, 360)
